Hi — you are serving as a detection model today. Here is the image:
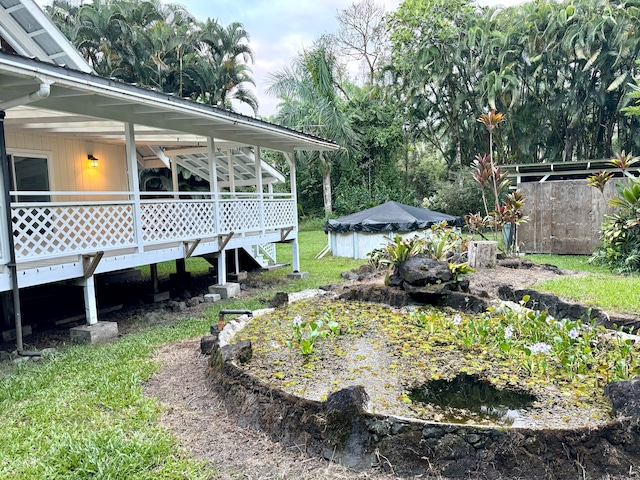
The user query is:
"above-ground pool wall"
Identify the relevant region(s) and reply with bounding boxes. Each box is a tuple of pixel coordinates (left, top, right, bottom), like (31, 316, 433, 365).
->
(329, 231, 426, 260)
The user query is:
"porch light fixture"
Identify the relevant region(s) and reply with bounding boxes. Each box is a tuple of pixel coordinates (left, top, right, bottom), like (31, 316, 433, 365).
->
(88, 154, 99, 167)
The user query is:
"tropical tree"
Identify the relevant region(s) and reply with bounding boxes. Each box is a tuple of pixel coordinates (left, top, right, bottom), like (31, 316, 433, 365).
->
(266, 36, 356, 215)
(45, 0, 258, 114)
(335, 0, 388, 86)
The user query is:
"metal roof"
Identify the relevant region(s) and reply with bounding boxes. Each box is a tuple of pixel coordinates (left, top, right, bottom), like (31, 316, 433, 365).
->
(504, 159, 640, 183)
(0, 0, 93, 73)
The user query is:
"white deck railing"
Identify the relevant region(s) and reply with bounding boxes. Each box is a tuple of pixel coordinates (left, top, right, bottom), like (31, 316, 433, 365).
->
(9, 191, 296, 262)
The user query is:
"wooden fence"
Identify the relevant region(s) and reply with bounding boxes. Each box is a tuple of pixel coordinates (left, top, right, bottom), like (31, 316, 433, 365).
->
(517, 179, 617, 255)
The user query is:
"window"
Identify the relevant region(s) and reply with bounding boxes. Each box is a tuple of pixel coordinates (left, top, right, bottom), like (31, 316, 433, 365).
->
(8, 153, 50, 202)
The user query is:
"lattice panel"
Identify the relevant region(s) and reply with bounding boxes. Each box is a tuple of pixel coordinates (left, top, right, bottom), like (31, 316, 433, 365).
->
(219, 199, 261, 232)
(258, 243, 277, 263)
(141, 201, 216, 243)
(12, 205, 135, 260)
(264, 199, 296, 229)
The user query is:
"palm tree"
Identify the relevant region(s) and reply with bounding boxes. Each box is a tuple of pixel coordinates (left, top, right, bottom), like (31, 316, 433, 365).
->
(45, 0, 258, 113)
(267, 36, 356, 215)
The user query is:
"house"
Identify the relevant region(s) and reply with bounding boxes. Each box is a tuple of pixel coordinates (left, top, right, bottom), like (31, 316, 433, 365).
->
(0, 0, 338, 348)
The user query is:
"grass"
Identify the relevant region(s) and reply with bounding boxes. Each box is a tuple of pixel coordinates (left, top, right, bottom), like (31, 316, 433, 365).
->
(0, 229, 636, 478)
(526, 254, 640, 315)
(0, 229, 366, 480)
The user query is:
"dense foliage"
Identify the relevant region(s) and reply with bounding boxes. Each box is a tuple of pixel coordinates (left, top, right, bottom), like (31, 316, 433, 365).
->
(46, 0, 258, 113)
(388, 0, 640, 168)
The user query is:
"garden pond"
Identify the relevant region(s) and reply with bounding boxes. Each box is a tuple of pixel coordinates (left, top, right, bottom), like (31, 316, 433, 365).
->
(235, 296, 640, 429)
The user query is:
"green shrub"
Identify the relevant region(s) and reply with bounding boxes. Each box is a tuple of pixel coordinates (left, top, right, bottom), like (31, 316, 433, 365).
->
(423, 168, 485, 218)
(592, 179, 640, 273)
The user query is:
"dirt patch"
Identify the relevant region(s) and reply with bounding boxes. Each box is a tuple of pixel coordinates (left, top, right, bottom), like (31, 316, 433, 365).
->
(145, 339, 399, 480)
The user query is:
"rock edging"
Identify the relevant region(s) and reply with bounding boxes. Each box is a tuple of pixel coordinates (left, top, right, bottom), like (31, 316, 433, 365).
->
(204, 289, 640, 479)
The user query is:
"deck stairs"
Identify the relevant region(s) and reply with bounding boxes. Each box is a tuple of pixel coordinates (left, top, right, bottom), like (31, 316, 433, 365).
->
(202, 243, 288, 273)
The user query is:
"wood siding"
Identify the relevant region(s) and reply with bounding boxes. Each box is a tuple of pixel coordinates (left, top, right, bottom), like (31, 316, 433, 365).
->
(5, 131, 128, 200)
(517, 180, 617, 255)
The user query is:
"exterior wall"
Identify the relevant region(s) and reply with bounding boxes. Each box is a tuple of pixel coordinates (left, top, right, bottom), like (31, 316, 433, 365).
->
(5, 131, 128, 200)
(518, 179, 617, 255)
(330, 231, 428, 260)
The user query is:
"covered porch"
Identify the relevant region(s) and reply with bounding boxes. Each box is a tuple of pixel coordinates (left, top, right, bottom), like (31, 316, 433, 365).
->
(0, 51, 337, 346)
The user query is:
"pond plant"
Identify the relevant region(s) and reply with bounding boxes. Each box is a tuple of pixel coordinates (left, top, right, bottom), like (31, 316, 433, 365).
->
(239, 297, 640, 426)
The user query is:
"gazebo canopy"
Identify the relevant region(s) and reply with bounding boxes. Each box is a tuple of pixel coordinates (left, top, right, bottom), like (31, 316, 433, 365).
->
(324, 201, 462, 233)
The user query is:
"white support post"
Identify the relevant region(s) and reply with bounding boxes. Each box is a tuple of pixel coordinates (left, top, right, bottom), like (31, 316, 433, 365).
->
(171, 155, 179, 200)
(255, 145, 265, 234)
(207, 137, 220, 234)
(81, 276, 98, 325)
(285, 151, 301, 272)
(217, 252, 226, 285)
(227, 150, 235, 195)
(124, 122, 144, 253)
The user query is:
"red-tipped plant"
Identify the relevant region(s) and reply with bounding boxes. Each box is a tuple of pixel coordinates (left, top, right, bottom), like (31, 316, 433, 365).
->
(478, 109, 505, 209)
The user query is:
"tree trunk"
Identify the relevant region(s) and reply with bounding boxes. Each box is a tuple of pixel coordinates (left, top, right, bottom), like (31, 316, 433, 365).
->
(322, 168, 332, 216)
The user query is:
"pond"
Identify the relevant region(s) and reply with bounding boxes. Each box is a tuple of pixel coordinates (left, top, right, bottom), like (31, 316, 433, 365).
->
(408, 373, 536, 427)
(234, 296, 637, 429)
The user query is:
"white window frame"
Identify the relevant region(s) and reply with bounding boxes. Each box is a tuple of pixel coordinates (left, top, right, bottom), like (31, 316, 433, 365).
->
(6, 148, 54, 201)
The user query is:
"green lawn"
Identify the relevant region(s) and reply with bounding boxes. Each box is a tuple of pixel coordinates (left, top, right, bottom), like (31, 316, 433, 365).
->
(526, 254, 640, 315)
(0, 230, 636, 479)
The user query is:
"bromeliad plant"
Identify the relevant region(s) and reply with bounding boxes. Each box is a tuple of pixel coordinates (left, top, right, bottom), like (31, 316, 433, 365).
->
(368, 221, 473, 284)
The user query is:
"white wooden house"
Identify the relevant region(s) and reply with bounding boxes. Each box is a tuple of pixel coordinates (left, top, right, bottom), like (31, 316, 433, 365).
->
(0, 0, 337, 348)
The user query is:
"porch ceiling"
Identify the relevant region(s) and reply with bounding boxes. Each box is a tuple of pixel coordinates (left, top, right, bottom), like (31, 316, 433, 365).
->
(0, 52, 339, 153)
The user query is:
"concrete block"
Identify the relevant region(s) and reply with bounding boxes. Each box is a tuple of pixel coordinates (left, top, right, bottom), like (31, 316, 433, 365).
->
(228, 271, 248, 282)
(2, 325, 32, 342)
(287, 271, 309, 280)
(143, 291, 171, 303)
(70, 321, 119, 344)
(208, 283, 241, 299)
(468, 241, 497, 268)
(204, 293, 222, 303)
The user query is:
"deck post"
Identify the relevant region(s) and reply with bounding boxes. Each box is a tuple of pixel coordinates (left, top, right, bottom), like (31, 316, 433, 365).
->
(227, 151, 235, 195)
(207, 137, 220, 234)
(124, 122, 144, 253)
(217, 253, 227, 285)
(255, 145, 265, 235)
(171, 155, 179, 199)
(0, 111, 24, 351)
(81, 276, 98, 325)
(286, 151, 301, 272)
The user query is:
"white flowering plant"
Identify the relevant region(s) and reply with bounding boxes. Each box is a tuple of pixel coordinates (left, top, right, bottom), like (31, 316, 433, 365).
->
(411, 295, 639, 384)
(287, 313, 340, 356)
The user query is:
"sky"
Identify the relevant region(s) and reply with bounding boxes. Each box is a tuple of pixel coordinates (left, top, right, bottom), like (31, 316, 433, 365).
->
(38, 0, 525, 118)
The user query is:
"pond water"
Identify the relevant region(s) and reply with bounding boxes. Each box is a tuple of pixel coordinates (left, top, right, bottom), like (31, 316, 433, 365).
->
(409, 373, 537, 427)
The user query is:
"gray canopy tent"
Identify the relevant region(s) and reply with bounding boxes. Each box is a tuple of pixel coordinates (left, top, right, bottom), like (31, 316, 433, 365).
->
(323, 201, 462, 259)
